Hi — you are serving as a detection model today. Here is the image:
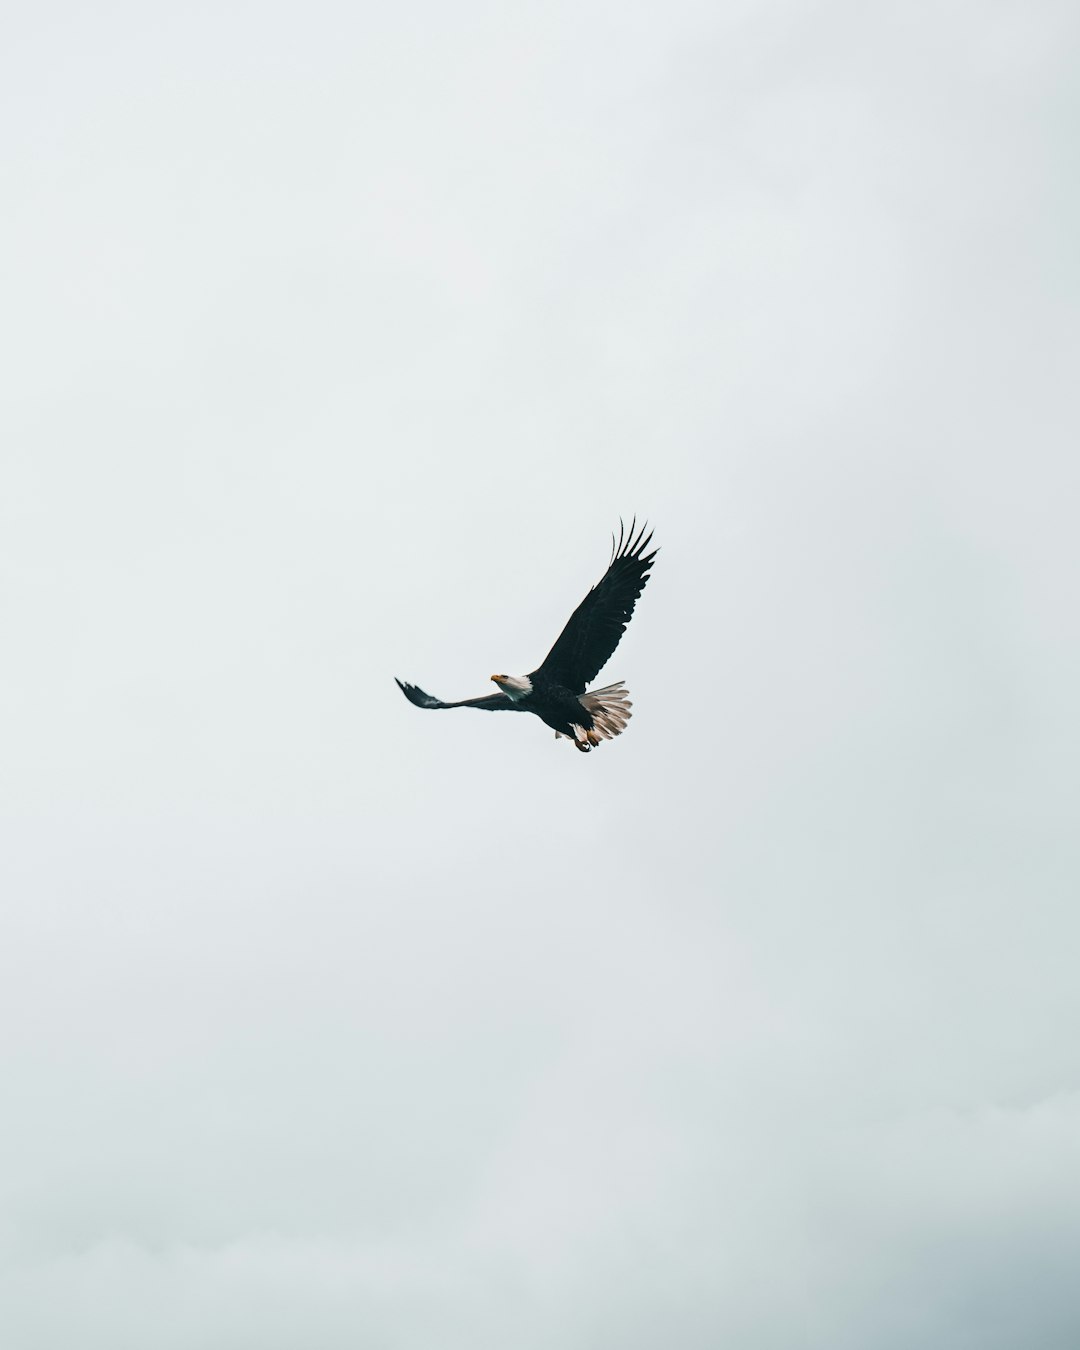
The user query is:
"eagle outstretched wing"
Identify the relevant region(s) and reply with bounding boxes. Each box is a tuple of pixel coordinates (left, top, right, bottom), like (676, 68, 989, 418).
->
(394, 679, 520, 711)
(532, 519, 657, 693)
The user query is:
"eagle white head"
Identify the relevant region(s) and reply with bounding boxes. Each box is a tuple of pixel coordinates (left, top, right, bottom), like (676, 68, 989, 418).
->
(490, 673, 533, 702)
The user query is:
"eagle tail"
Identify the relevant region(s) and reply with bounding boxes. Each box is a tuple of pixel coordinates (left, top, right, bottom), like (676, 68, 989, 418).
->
(582, 681, 632, 738)
(555, 681, 633, 748)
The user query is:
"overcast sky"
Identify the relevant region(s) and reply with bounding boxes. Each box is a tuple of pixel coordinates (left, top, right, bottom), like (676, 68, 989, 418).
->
(2, 2, 1079, 1346)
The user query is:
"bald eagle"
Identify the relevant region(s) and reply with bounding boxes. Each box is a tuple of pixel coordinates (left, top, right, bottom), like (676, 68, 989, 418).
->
(396, 520, 657, 753)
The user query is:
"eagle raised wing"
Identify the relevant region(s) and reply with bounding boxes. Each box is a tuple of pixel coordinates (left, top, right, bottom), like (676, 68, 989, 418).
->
(532, 519, 657, 693)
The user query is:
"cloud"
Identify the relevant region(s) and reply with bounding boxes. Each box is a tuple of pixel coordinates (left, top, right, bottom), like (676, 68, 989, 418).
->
(2, 0, 1078, 1346)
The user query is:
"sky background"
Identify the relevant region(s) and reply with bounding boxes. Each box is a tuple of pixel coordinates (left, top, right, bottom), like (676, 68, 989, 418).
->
(2, 1, 1079, 1346)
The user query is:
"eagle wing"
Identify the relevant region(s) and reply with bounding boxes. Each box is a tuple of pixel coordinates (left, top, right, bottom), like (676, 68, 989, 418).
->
(532, 519, 657, 693)
(395, 679, 520, 711)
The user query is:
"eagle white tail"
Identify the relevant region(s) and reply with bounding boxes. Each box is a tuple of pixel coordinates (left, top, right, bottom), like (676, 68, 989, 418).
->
(555, 681, 633, 748)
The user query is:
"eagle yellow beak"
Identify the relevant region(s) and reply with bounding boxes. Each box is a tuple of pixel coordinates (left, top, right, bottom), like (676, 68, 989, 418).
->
(490, 674, 504, 684)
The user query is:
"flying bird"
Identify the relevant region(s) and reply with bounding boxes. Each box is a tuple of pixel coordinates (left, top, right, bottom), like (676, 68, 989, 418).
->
(396, 520, 657, 753)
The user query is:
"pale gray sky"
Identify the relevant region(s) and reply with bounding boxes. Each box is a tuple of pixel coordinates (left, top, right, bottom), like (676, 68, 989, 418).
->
(2, 2, 1079, 1346)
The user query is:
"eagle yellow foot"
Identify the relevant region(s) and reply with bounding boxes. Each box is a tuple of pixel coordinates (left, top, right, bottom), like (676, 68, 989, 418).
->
(569, 723, 599, 752)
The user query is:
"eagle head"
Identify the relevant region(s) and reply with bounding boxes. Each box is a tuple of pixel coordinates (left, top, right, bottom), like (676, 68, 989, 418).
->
(491, 673, 533, 701)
